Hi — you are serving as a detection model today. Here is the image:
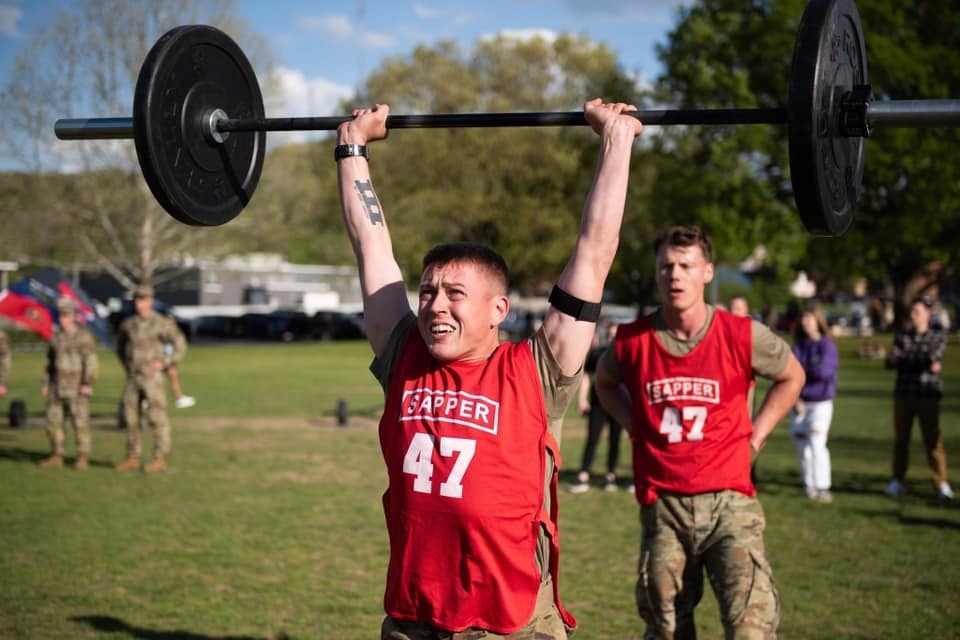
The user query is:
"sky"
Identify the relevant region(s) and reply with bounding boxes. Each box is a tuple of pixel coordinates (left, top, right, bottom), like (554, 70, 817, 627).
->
(0, 0, 690, 165)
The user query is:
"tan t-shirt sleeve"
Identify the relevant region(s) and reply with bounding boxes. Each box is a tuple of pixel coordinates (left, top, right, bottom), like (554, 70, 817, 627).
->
(751, 320, 791, 380)
(370, 312, 417, 392)
(529, 327, 583, 448)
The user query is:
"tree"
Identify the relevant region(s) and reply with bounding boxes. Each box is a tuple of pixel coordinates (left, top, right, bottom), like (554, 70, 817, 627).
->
(302, 34, 654, 296)
(649, 0, 960, 322)
(0, 0, 273, 289)
(806, 0, 960, 326)
(644, 0, 811, 310)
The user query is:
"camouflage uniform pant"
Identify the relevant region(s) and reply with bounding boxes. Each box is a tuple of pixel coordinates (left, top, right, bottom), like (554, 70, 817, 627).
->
(122, 370, 171, 459)
(46, 394, 90, 455)
(636, 491, 779, 640)
(381, 575, 569, 640)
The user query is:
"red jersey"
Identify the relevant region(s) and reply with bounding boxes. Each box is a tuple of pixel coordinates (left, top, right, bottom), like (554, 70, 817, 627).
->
(379, 330, 575, 633)
(614, 310, 754, 505)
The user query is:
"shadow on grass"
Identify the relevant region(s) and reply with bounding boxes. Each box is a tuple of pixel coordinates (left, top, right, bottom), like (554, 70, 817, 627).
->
(0, 445, 121, 470)
(835, 387, 891, 400)
(898, 511, 960, 529)
(0, 445, 49, 465)
(71, 615, 295, 640)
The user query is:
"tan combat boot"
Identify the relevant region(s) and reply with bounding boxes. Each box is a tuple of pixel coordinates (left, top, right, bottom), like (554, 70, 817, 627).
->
(114, 456, 140, 472)
(39, 454, 64, 468)
(74, 454, 89, 470)
(142, 456, 166, 474)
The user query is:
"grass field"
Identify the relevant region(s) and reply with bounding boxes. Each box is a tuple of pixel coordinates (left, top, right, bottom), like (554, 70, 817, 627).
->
(1, 336, 958, 639)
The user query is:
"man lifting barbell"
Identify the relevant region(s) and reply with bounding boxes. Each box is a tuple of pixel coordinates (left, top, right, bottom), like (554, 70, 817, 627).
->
(336, 98, 642, 638)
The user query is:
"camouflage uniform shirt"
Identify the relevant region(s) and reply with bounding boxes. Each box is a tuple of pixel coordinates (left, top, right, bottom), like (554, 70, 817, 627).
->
(116, 313, 187, 375)
(44, 325, 99, 398)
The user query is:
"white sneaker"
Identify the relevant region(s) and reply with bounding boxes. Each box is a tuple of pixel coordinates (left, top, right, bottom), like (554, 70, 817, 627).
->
(938, 481, 955, 500)
(814, 490, 834, 504)
(568, 471, 590, 494)
(603, 474, 619, 492)
(885, 479, 906, 497)
(176, 395, 196, 409)
(568, 482, 590, 494)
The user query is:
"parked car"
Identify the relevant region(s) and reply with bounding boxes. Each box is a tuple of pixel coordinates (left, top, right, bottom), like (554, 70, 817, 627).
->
(240, 310, 314, 342)
(312, 311, 365, 340)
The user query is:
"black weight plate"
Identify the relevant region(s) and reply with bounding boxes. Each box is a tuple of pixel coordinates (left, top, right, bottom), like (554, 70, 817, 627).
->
(788, 0, 867, 237)
(133, 25, 265, 226)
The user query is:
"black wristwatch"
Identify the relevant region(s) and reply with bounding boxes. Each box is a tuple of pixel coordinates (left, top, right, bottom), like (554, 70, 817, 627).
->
(334, 144, 369, 161)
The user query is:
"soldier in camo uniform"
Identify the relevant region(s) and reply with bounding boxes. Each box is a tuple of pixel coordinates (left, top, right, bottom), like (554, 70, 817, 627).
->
(39, 298, 99, 469)
(596, 226, 806, 639)
(0, 328, 10, 400)
(114, 284, 187, 473)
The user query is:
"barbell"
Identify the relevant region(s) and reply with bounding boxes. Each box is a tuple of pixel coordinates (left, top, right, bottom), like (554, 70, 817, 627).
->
(53, 0, 960, 236)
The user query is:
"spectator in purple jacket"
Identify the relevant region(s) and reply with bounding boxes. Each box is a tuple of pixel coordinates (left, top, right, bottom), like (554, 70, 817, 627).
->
(790, 304, 839, 503)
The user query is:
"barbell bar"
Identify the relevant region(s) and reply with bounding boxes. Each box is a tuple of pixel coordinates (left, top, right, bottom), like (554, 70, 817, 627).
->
(55, 100, 960, 141)
(52, 0, 960, 235)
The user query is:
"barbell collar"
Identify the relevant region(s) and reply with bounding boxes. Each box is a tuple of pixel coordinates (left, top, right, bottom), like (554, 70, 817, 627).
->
(54, 118, 134, 140)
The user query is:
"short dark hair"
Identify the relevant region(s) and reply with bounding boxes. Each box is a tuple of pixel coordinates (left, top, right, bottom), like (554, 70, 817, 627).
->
(422, 242, 510, 293)
(654, 225, 712, 263)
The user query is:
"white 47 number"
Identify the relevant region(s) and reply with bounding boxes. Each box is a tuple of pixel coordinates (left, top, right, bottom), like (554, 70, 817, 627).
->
(403, 433, 476, 499)
(659, 406, 707, 443)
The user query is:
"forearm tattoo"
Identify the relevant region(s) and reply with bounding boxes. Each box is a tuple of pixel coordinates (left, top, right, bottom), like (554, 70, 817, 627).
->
(353, 179, 384, 226)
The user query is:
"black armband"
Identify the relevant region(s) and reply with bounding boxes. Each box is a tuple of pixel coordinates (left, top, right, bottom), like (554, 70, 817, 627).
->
(548, 285, 602, 323)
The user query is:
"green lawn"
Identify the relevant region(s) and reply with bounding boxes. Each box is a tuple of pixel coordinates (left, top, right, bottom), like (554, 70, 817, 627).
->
(1, 336, 958, 639)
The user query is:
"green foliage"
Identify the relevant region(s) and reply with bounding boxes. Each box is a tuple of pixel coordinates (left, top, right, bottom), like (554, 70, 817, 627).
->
(5, 1, 957, 314)
(0, 0, 273, 285)
(315, 34, 651, 293)
(651, 0, 960, 314)
(1, 338, 959, 638)
(802, 0, 960, 305)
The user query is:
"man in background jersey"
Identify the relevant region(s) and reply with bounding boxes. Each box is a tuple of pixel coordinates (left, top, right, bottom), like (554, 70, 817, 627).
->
(595, 225, 804, 639)
(335, 98, 643, 639)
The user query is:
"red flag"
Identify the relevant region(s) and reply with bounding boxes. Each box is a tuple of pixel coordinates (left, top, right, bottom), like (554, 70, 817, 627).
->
(0, 290, 54, 340)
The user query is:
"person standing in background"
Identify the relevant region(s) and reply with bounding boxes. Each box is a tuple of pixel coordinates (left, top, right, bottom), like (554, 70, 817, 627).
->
(569, 322, 627, 493)
(790, 304, 839, 503)
(595, 225, 804, 638)
(114, 285, 187, 474)
(39, 299, 99, 469)
(884, 297, 953, 501)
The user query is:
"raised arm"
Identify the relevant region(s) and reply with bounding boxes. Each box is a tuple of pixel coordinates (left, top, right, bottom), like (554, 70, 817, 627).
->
(336, 104, 410, 357)
(540, 99, 642, 375)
